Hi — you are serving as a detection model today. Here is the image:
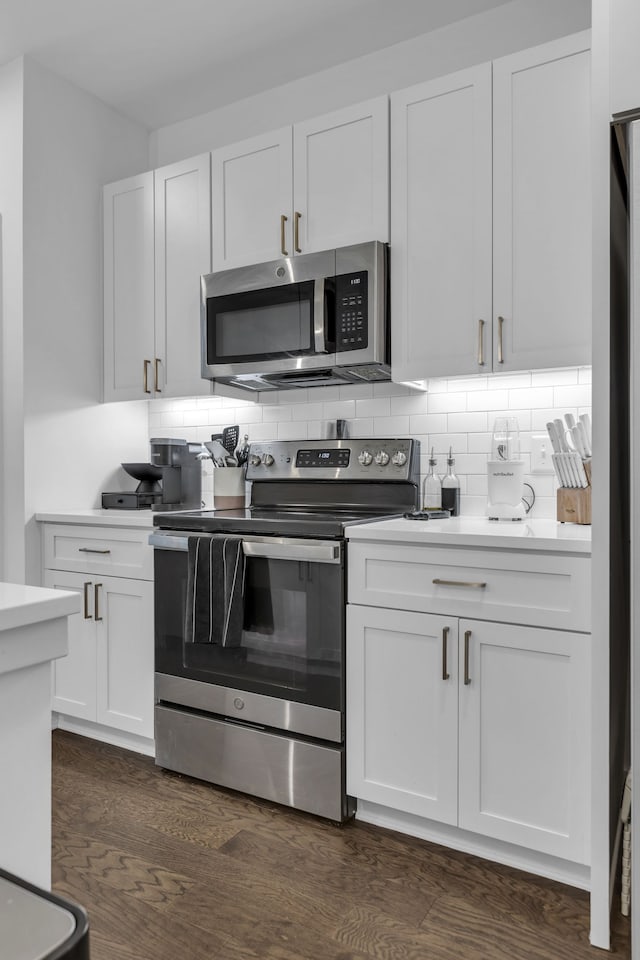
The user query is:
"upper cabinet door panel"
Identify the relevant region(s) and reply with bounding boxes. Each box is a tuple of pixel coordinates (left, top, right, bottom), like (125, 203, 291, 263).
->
(493, 32, 591, 371)
(391, 65, 492, 382)
(154, 154, 212, 398)
(293, 97, 389, 254)
(610, 0, 640, 116)
(212, 128, 293, 270)
(103, 173, 155, 401)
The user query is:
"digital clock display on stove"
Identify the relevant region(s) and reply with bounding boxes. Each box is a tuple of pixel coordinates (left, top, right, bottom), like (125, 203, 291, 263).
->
(296, 448, 351, 468)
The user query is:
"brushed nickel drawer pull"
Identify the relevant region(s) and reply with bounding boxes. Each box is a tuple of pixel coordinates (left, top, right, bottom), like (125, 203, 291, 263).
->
(143, 359, 151, 394)
(94, 583, 103, 622)
(442, 626, 450, 681)
(464, 630, 472, 685)
(154, 357, 161, 392)
(497, 315, 505, 364)
(83, 581, 92, 620)
(294, 211, 302, 253)
(477, 318, 485, 366)
(78, 548, 111, 555)
(280, 214, 289, 256)
(432, 578, 487, 589)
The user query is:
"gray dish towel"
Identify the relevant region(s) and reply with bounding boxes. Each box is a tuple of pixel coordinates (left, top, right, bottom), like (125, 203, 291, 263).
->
(185, 535, 246, 647)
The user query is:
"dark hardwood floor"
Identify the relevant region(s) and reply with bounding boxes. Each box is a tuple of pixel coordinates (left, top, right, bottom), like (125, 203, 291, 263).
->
(51, 731, 630, 959)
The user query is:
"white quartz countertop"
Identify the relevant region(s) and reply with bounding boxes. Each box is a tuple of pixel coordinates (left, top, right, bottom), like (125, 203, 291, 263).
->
(0, 582, 80, 635)
(346, 516, 591, 554)
(35, 509, 156, 528)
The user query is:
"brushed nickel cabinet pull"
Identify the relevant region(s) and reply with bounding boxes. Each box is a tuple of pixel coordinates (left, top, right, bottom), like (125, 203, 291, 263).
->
(143, 359, 151, 394)
(464, 630, 472, 685)
(280, 214, 289, 256)
(497, 315, 505, 364)
(78, 548, 111, 555)
(154, 358, 161, 392)
(432, 578, 487, 589)
(294, 211, 302, 253)
(83, 581, 92, 620)
(477, 318, 485, 366)
(442, 626, 450, 681)
(94, 583, 103, 622)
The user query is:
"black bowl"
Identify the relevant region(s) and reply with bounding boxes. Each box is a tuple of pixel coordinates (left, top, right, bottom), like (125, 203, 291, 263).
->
(121, 462, 163, 483)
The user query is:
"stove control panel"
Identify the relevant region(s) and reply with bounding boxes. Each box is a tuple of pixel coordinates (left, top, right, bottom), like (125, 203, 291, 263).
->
(246, 439, 419, 482)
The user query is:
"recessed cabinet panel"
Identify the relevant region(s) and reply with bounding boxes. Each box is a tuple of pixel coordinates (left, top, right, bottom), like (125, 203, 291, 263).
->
(103, 173, 155, 401)
(493, 33, 591, 370)
(294, 97, 389, 253)
(391, 65, 492, 381)
(212, 128, 293, 270)
(458, 620, 590, 864)
(347, 605, 458, 824)
(96, 579, 154, 739)
(46, 571, 97, 721)
(155, 154, 212, 397)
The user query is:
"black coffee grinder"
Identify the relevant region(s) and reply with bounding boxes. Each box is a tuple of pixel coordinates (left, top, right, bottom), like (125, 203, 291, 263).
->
(149, 437, 202, 512)
(102, 463, 163, 510)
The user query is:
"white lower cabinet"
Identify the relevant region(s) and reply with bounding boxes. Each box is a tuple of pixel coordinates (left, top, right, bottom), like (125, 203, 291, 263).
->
(347, 594, 590, 865)
(45, 569, 154, 740)
(41, 522, 155, 746)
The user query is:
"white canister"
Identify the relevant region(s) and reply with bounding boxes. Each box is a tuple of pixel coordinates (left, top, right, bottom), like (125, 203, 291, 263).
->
(214, 467, 246, 509)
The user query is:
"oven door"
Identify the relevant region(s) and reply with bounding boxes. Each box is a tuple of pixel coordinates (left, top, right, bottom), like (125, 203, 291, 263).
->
(152, 532, 345, 741)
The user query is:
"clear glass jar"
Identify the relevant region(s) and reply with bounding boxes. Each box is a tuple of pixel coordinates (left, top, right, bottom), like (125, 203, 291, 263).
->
(422, 449, 442, 510)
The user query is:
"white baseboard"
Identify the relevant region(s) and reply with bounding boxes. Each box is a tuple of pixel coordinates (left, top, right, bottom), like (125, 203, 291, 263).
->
(356, 801, 591, 891)
(53, 713, 155, 758)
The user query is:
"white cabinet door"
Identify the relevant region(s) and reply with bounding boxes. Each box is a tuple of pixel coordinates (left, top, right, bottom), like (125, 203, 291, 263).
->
(154, 154, 212, 398)
(458, 619, 590, 864)
(391, 65, 492, 382)
(45, 571, 97, 721)
(347, 604, 458, 825)
(293, 97, 389, 254)
(95, 576, 154, 739)
(493, 32, 591, 371)
(610, 0, 640, 116)
(103, 172, 155, 401)
(212, 128, 293, 270)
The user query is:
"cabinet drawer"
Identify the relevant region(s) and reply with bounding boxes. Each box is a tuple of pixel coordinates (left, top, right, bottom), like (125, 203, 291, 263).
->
(43, 524, 153, 580)
(348, 542, 590, 632)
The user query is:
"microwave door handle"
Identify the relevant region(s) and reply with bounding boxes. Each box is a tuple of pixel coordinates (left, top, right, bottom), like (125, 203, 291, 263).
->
(313, 278, 327, 353)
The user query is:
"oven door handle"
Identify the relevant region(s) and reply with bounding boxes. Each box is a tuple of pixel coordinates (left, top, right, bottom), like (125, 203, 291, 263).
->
(242, 537, 341, 564)
(149, 532, 190, 551)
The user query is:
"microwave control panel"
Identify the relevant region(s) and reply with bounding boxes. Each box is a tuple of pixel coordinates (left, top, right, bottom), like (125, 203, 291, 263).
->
(335, 271, 368, 352)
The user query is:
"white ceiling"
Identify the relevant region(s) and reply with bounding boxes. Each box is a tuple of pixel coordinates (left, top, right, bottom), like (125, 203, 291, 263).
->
(0, 0, 511, 130)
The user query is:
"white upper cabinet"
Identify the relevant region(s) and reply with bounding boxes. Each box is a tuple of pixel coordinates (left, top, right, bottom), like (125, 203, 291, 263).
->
(103, 154, 212, 402)
(391, 32, 591, 383)
(103, 172, 155, 401)
(391, 65, 493, 381)
(293, 98, 389, 254)
(609, 0, 640, 116)
(212, 128, 293, 269)
(493, 32, 591, 371)
(211, 97, 389, 271)
(154, 154, 212, 397)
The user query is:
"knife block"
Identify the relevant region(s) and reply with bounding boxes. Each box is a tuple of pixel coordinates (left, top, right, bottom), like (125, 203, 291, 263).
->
(557, 486, 591, 524)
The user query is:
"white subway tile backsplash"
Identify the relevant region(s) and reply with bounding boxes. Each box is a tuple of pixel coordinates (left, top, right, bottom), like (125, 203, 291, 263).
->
(447, 412, 488, 433)
(428, 392, 466, 413)
(148, 367, 592, 520)
(355, 397, 390, 418)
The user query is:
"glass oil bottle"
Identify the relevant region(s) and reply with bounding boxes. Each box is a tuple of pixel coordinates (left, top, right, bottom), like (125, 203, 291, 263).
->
(422, 448, 442, 510)
(441, 447, 460, 516)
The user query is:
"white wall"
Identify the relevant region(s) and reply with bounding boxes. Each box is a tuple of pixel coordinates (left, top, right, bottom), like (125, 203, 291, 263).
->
(151, 370, 592, 519)
(0, 59, 25, 584)
(21, 58, 151, 584)
(150, 0, 590, 166)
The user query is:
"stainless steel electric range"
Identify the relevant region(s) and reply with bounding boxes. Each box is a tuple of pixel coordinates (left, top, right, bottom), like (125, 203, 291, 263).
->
(149, 438, 420, 822)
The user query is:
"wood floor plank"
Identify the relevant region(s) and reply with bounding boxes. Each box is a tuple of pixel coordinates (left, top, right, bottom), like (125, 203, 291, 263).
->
(51, 731, 630, 960)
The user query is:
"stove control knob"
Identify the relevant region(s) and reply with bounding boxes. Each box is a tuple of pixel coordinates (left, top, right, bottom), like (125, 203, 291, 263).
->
(358, 449, 373, 466)
(249, 454, 262, 467)
(392, 451, 407, 467)
(375, 450, 390, 466)
(261, 453, 275, 467)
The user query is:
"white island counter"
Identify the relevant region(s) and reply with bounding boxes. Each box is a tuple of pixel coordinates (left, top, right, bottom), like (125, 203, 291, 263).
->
(0, 583, 80, 890)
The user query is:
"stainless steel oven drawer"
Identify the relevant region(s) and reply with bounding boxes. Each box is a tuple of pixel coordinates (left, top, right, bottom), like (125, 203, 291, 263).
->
(155, 704, 351, 822)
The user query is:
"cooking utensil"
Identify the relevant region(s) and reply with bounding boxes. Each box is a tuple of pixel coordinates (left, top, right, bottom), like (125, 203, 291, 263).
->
(204, 439, 229, 466)
(222, 425, 239, 455)
(236, 434, 250, 466)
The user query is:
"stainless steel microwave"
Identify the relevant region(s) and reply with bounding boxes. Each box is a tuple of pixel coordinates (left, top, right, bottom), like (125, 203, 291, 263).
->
(200, 241, 390, 392)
